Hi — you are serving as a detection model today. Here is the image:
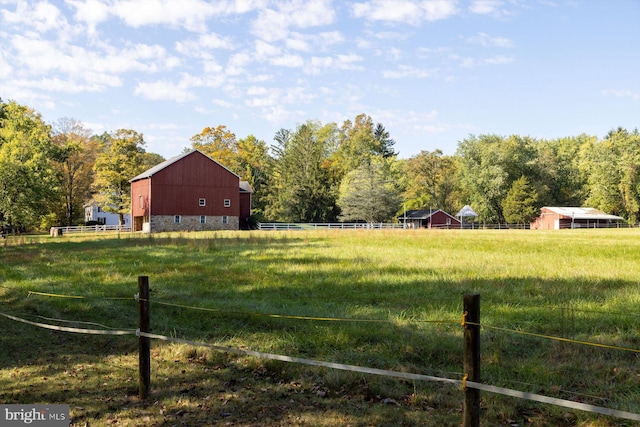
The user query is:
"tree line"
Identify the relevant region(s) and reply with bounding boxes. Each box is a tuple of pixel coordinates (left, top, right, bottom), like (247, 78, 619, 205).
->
(1, 97, 639, 232)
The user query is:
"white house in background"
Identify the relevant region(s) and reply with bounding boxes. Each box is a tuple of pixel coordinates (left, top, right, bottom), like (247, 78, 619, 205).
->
(84, 201, 130, 226)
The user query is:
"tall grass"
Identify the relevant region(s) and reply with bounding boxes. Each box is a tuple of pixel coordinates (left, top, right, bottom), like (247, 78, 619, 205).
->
(1, 229, 639, 426)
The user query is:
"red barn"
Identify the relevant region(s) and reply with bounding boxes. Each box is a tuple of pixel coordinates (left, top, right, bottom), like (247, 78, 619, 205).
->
(399, 209, 461, 229)
(130, 150, 252, 232)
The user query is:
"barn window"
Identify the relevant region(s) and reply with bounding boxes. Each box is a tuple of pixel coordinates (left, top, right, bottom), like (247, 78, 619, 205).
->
(200, 215, 206, 224)
(174, 215, 181, 224)
(224, 199, 231, 207)
(199, 198, 206, 206)
(446, 218, 451, 225)
(222, 216, 228, 224)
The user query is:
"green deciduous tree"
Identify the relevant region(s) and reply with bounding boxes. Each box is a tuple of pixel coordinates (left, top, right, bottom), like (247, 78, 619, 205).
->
(402, 149, 462, 214)
(189, 125, 238, 171)
(236, 135, 271, 221)
(50, 118, 97, 226)
(338, 161, 402, 223)
(333, 114, 397, 177)
(535, 135, 593, 207)
(585, 127, 640, 222)
(93, 129, 147, 225)
(457, 134, 538, 223)
(0, 100, 54, 231)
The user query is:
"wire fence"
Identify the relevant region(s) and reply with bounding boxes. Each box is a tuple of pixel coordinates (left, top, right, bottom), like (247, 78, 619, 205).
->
(2, 281, 640, 424)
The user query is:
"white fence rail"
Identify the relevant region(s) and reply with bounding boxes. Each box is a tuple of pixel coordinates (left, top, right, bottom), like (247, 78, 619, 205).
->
(257, 222, 405, 231)
(50, 224, 132, 236)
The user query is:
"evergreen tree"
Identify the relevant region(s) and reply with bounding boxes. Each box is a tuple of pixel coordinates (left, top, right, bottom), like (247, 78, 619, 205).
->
(266, 122, 338, 222)
(502, 176, 540, 224)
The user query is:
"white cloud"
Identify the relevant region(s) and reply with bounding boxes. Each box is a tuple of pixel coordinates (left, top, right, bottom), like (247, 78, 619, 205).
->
(288, 0, 336, 27)
(466, 32, 513, 48)
(270, 54, 304, 67)
(66, 0, 111, 34)
(247, 73, 273, 83)
(277, 30, 345, 56)
(251, 8, 289, 42)
(284, 36, 310, 52)
(202, 60, 223, 73)
(198, 33, 235, 50)
(468, 0, 513, 18)
(211, 98, 233, 108)
(134, 80, 196, 102)
(305, 53, 364, 75)
(179, 72, 226, 89)
(175, 33, 235, 59)
(254, 40, 281, 58)
(251, 0, 336, 42)
(245, 85, 315, 113)
(263, 104, 306, 123)
(246, 86, 268, 96)
(2, 0, 69, 32)
(383, 65, 433, 79)
(0, 50, 12, 78)
(416, 46, 449, 58)
(449, 53, 512, 68)
(9, 32, 178, 81)
(482, 55, 513, 65)
(226, 52, 253, 75)
(602, 89, 640, 101)
(352, 0, 459, 25)
(111, 0, 218, 32)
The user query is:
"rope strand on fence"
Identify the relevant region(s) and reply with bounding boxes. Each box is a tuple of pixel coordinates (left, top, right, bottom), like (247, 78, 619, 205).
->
(0, 311, 135, 335)
(27, 290, 134, 301)
(137, 330, 640, 423)
(2, 304, 640, 422)
(32, 314, 127, 330)
(22, 290, 640, 354)
(467, 322, 640, 354)
(152, 299, 455, 324)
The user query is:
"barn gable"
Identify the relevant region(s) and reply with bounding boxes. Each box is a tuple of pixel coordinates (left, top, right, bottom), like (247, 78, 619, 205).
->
(130, 150, 252, 232)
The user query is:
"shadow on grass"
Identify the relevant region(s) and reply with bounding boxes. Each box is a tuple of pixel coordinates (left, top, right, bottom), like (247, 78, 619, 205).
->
(0, 234, 637, 426)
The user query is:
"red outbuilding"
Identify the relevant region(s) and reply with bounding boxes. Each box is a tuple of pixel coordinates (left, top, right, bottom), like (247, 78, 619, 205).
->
(530, 207, 624, 230)
(130, 150, 252, 233)
(399, 209, 461, 229)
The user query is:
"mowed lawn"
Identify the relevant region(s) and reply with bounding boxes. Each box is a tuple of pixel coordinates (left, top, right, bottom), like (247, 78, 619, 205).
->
(1, 229, 639, 426)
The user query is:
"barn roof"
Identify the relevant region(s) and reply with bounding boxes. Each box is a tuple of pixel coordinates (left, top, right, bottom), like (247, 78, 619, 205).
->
(402, 209, 437, 220)
(543, 207, 623, 221)
(456, 205, 478, 217)
(130, 149, 240, 182)
(400, 209, 458, 221)
(239, 181, 253, 193)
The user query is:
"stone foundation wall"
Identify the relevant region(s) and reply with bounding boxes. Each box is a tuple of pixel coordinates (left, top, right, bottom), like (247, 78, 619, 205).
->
(150, 215, 239, 233)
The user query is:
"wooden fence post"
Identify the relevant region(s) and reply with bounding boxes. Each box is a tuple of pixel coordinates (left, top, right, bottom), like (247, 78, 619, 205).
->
(463, 293, 481, 427)
(138, 276, 151, 399)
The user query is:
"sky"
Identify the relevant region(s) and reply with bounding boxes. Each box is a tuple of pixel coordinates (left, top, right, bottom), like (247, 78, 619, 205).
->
(0, 0, 639, 160)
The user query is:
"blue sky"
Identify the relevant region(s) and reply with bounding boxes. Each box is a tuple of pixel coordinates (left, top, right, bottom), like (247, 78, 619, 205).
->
(1, 0, 638, 160)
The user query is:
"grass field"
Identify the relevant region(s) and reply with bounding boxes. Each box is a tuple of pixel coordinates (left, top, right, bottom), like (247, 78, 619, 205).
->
(1, 229, 639, 426)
